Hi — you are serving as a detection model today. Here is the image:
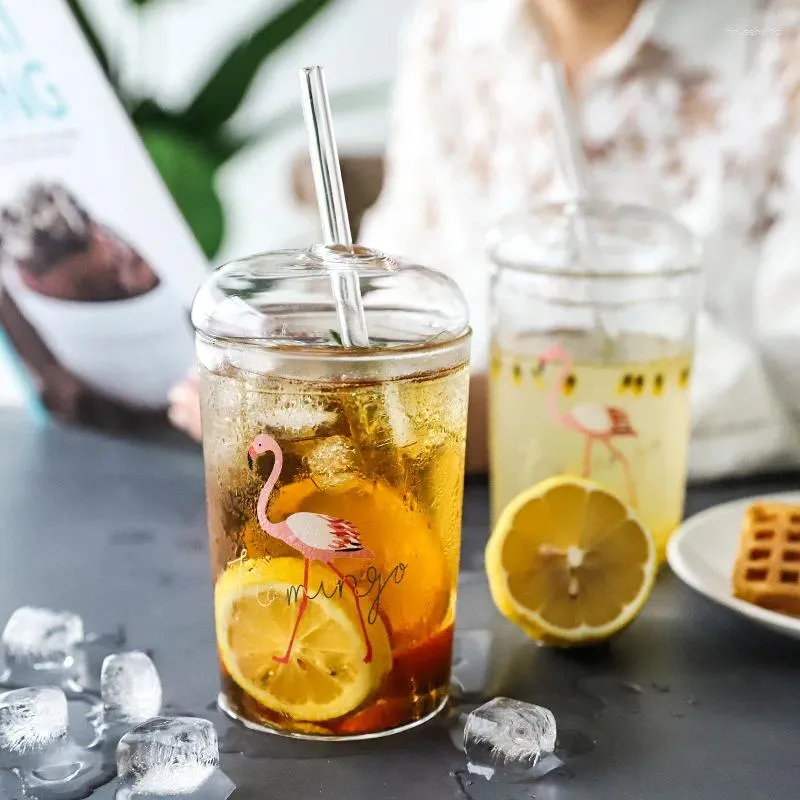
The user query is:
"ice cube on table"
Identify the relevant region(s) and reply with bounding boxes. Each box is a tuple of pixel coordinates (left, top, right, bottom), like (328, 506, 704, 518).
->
(464, 697, 559, 781)
(2, 608, 84, 668)
(116, 717, 235, 799)
(1, 608, 85, 689)
(101, 652, 162, 724)
(0, 687, 69, 761)
(0, 686, 110, 799)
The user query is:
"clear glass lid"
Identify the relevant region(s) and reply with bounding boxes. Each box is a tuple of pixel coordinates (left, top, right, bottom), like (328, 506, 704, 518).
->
(191, 244, 470, 350)
(487, 200, 701, 277)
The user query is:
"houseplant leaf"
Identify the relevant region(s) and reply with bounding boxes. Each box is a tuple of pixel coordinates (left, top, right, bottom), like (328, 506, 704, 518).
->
(177, 0, 337, 135)
(140, 127, 225, 260)
(131, 98, 173, 128)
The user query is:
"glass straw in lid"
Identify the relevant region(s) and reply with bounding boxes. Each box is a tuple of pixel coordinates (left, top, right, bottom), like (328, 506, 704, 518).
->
(300, 66, 370, 348)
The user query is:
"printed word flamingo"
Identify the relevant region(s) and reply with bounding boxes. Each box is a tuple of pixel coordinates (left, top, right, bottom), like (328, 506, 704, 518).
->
(537, 345, 638, 506)
(247, 433, 373, 665)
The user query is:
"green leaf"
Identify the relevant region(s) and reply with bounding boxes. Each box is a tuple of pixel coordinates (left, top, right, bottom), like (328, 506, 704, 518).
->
(178, 0, 337, 135)
(140, 127, 226, 260)
(127, 0, 157, 5)
(66, 0, 113, 81)
(131, 99, 173, 128)
(133, 99, 242, 164)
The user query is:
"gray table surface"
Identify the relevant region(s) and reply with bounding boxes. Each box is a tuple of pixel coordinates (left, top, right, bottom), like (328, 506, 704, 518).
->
(1, 410, 799, 800)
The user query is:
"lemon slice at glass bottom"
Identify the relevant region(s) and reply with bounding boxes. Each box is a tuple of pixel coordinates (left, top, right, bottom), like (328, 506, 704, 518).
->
(215, 557, 391, 722)
(486, 477, 657, 646)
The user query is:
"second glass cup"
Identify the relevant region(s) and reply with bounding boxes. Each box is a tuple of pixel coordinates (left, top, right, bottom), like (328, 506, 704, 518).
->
(488, 201, 702, 561)
(192, 245, 471, 739)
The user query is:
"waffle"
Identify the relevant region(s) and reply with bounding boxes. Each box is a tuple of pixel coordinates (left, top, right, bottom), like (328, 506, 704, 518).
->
(732, 502, 800, 616)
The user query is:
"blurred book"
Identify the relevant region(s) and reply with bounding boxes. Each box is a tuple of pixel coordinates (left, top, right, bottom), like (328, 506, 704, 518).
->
(0, 0, 208, 433)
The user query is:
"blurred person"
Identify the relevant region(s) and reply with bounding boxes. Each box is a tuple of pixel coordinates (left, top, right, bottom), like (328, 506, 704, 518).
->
(360, 0, 800, 478)
(172, 0, 800, 481)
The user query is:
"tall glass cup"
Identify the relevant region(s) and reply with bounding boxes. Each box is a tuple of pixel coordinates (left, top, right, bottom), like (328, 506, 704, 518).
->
(489, 202, 702, 561)
(192, 245, 471, 739)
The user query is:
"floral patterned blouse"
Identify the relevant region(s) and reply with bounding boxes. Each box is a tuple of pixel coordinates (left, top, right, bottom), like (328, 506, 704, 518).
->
(360, 0, 800, 479)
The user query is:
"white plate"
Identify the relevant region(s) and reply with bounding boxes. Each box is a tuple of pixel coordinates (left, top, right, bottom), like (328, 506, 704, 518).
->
(667, 491, 800, 640)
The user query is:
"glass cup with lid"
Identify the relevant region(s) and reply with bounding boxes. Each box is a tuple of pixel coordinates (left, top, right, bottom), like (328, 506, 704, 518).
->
(488, 200, 702, 562)
(192, 244, 471, 739)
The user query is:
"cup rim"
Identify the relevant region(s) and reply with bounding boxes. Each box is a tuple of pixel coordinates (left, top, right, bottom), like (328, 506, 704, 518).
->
(195, 328, 473, 363)
(487, 199, 703, 280)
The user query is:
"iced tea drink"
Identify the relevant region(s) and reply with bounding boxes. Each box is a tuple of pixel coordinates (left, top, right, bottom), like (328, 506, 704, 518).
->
(192, 246, 471, 738)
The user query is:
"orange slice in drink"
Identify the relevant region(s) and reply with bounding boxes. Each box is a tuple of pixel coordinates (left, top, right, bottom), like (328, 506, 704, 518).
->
(215, 557, 391, 722)
(486, 477, 657, 646)
(268, 476, 453, 650)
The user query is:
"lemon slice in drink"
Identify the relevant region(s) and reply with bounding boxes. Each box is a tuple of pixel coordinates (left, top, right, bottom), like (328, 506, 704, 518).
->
(215, 557, 391, 722)
(486, 477, 657, 646)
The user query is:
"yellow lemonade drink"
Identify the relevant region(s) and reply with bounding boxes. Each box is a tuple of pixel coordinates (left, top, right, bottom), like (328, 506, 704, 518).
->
(490, 332, 693, 560)
(200, 353, 469, 738)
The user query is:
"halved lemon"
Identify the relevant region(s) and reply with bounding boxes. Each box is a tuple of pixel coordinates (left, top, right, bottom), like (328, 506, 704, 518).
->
(486, 477, 657, 646)
(268, 476, 452, 650)
(215, 557, 391, 722)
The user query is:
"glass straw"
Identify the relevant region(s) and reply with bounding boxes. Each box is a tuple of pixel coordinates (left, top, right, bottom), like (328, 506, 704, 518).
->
(539, 59, 616, 344)
(300, 66, 408, 481)
(539, 59, 602, 260)
(300, 65, 370, 348)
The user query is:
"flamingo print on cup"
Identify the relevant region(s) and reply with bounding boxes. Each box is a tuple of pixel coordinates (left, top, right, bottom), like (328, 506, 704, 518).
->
(247, 433, 374, 665)
(537, 345, 639, 507)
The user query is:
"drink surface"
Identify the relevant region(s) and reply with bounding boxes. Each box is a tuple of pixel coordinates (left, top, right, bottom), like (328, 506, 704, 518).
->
(490, 332, 692, 560)
(200, 360, 469, 737)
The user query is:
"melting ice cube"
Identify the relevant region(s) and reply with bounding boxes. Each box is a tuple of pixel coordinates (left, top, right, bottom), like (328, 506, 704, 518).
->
(0, 687, 69, 761)
(2, 608, 83, 670)
(0, 686, 110, 799)
(101, 652, 162, 725)
(1, 608, 86, 689)
(464, 697, 560, 781)
(116, 717, 235, 799)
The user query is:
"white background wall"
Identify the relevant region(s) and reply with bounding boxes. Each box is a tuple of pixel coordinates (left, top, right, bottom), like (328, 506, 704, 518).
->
(0, 0, 411, 406)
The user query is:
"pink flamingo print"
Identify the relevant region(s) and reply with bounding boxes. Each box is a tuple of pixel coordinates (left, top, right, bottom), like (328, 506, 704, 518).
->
(247, 433, 374, 665)
(538, 345, 639, 507)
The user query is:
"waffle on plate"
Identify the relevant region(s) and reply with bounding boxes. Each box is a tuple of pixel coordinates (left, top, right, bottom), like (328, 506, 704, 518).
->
(732, 502, 800, 617)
